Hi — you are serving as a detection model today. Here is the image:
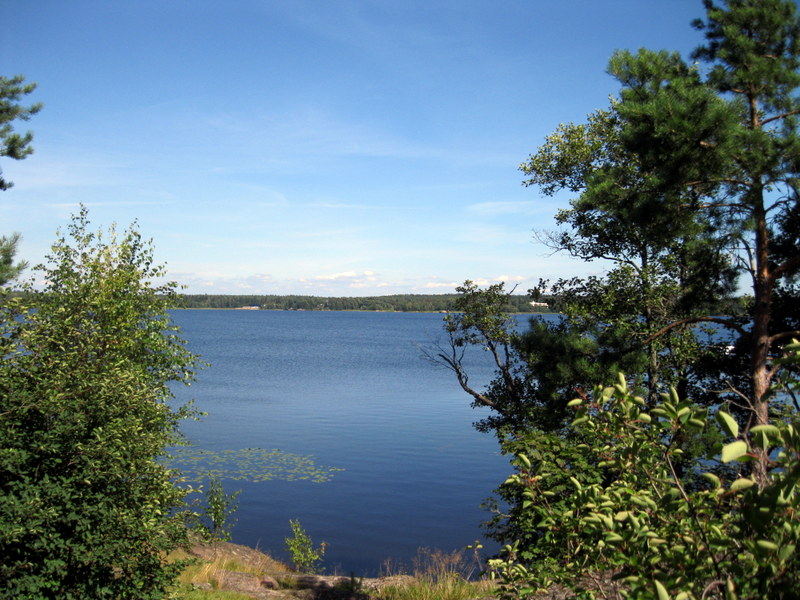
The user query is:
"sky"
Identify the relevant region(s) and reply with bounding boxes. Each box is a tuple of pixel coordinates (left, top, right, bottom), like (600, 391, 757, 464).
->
(2, 0, 707, 296)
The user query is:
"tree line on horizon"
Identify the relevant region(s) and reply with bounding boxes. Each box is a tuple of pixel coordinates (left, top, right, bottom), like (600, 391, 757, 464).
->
(178, 292, 554, 313)
(178, 292, 749, 315)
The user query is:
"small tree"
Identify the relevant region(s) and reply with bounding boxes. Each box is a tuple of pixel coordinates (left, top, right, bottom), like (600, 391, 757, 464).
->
(195, 476, 240, 545)
(285, 519, 326, 574)
(0, 208, 200, 599)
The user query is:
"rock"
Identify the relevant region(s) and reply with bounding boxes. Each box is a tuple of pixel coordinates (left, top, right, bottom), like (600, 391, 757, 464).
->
(261, 575, 280, 589)
(291, 575, 350, 590)
(361, 574, 415, 591)
(222, 571, 265, 594)
(188, 540, 291, 575)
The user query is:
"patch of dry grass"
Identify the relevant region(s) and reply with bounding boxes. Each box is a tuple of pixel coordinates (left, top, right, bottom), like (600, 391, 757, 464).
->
(375, 547, 496, 600)
(168, 541, 289, 598)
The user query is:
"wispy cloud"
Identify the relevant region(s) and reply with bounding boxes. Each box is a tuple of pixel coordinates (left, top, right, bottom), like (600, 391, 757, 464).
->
(194, 107, 446, 166)
(467, 200, 544, 216)
(7, 152, 135, 191)
(308, 201, 384, 210)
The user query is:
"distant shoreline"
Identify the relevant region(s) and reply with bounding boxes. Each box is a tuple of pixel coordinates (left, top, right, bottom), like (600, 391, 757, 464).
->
(172, 306, 557, 315)
(176, 293, 556, 314)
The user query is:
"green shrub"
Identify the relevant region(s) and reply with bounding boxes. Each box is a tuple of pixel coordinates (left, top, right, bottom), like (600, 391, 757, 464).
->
(0, 209, 200, 599)
(284, 519, 326, 573)
(488, 347, 800, 599)
(194, 476, 241, 544)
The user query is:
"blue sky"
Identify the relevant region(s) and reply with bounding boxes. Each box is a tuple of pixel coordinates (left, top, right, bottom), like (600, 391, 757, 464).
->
(2, 0, 704, 296)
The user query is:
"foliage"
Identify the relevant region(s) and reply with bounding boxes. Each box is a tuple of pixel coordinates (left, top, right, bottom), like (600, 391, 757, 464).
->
(488, 347, 800, 599)
(0, 232, 28, 286)
(284, 519, 326, 574)
(0, 74, 40, 285)
(194, 477, 241, 544)
(433, 281, 529, 428)
(442, 0, 800, 585)
(0, 74, 42, 191)
(0, 208, 200, 599)
(517, 0, 800, 444)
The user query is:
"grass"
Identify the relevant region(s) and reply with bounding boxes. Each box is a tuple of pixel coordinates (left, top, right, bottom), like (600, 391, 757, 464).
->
(167, 542, 497, 600)
(372, 547, 495, 600)
(167, 544, 287, 600)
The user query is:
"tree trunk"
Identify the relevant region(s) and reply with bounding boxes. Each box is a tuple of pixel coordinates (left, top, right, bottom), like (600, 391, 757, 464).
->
(750, 186, 772, 487)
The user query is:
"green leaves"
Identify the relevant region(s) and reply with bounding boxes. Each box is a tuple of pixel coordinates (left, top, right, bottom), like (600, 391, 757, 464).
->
(721, 440, 749, 463)
(717, 410, 739, 438)
(654, 579, 670, 600)
(489, 361, 800, 600)
(193, 476, 240, 543)
(284, 519, 326, 574)
(729, 478, 755, 492)
(0, 210, 201, 598)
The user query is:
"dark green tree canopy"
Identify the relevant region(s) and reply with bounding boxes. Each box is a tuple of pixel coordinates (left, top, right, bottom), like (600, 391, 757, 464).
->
(0, 74, 40, 285)
(442, 1, 800, 583)
(0, 74, 42, 191)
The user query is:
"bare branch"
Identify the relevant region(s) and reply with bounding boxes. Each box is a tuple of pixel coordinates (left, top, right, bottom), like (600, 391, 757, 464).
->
(419, 336, 498, 410)
(642, 317, 747, 345)
(771, 254, 800, 281)
(761, 107, 800, 126)
(723, 380, 756, 413)
(437, 350, 497, 409)
(684, 177, 751, 188)
(768, 330, 800, 345)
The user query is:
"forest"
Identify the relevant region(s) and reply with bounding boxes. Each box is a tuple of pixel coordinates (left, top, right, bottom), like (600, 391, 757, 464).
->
(179, 292, 554, 313)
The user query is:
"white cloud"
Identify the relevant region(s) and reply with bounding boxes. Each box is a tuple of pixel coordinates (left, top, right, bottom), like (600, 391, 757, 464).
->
(313, 270, 381, 287)
(423, 281, 460, 289)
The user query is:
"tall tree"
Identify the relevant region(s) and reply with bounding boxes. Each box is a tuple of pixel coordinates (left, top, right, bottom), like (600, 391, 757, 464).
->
(0, 232, 28, 285)
(618, 0, 800, 483)
(0, 74, 41, 285)
(439, 0, 800, 567)
(1, 74, 42, 191)
(518, 0, 800, 484)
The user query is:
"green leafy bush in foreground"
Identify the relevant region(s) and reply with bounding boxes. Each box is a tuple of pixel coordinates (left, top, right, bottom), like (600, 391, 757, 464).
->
(488, 342, 800, 600)
(0, 209, 200, 599)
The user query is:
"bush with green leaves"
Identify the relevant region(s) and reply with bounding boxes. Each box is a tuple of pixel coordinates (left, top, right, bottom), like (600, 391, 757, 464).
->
(488, 341, 800, 599)
(0, 209, 200, 599)
(194, 476, 241, 544)
(284, 519, 326, 574)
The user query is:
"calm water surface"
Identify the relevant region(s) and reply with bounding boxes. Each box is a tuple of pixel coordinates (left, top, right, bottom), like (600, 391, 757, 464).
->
(169, 310, 528, 575)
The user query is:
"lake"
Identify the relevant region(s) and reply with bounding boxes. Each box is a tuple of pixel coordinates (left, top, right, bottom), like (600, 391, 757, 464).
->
(169, 309, 535, 576)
